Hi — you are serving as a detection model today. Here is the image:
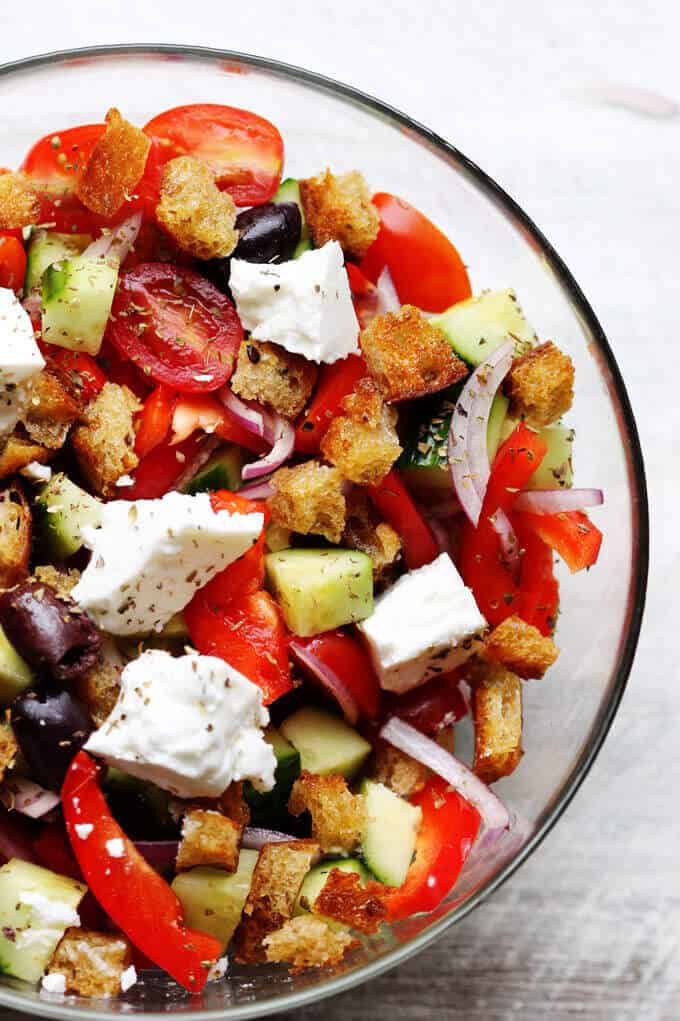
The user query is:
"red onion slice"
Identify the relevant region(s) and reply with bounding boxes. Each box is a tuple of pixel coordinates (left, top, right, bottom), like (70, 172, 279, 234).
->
(289, 641, 360, 725)
(170, 435, 222, 492)
(490, 507, 520, 577)
(239, 478, 275, 500)
(380, 717, 509, 831)
(0, 778, 60, 819)
(514, 488, 604, 515)
(134, 840, 178, 870)
(375, 267, 401, 313)
(242, 827, 297, 850)
(448, 341, 514, 527)
(241, 416, 294, 481)
(83, 212, 142, 264)
(219, 388, 267, 439)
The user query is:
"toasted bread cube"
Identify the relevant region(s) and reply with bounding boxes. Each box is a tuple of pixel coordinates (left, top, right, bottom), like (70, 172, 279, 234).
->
(0, 173, 39, 231)
(76, 108, 150, 218)
(22, 371, 81, 450)
(360, 305, 468, 403)
(321, 378, 401, 485)
(218, 780, 251, 829)
(484, 614, 559, 680)
(233, 840, 320, 964)
(507, 341, 575, 428)
(264, 915, 355, 971)
(342, 489, 401, 579)
(71, 383, 140, 498)
(176, 808, 242, 873)
(0, 484, 31, 590)
(0, 722, 18, 782)
(371, 742, 427, 798)
(231, 340, 318, 420)
(33, 565, 81, 600)
(268, 461, 346, 543)
(288, 772, 366, 854)
(300, 169, 379, 260)
(47, 927, 132, 998)
(75, 641, 122, 727)
(313, 868, 387, 934)
(472, 663, 523, 783)
(156, 155, 238, 260)
(0, 433, 49, 482)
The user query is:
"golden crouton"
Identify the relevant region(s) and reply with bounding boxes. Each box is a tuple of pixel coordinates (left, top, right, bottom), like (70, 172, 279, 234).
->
(268, 461, 346, 544)
(33, 565, 81, 600)
(231, 340, 318, 420)
(361, 305, 468, 403)
(47, 927, 133, 998)
(156, 155, 238, 260)
(0, 173, 39, 231)
(506, 341, 575, 428)
(233, 840, 320, 964)
(484, 614, 559, 680)
(218, 781, 251, 830)
(342, 489, 401, 579)
(371, 742, 427, 798)
(264, 915, 355, 971)
(71, 383, 140, 498)
(471, 663, 523, 784)
(313, 868, 387, 935)
(289, 772, 366, 855)
(75, 108, 150, 219)
(0, 433, 49, 482)
(300, 169, 379, 260)
(22, 371, 81, 450)
(176, 808, 242, 873)
(0, 722, 18, 782)
(0, 484, 31, 590)
(321, 378, 401, 486)
(75, 641, 122, 727)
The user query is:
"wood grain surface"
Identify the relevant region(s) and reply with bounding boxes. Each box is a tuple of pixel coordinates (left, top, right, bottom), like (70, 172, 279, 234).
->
(0, 2, 678, 1019)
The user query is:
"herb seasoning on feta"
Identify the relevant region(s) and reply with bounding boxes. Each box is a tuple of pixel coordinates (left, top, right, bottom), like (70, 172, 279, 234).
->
(0, 287, 45, 441)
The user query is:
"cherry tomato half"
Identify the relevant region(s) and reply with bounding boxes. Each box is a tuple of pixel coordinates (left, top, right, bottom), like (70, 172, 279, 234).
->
(143, 104, 284, 206)
(21, 124, 105, 195)
(0, 235, 27, 291)
(107, 263, 243, 393)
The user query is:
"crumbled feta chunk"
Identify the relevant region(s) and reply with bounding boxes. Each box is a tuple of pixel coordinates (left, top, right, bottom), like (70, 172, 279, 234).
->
(358, 553, 487, 692)
(85, 650, 276, 798)
(72, 491, 263, 635)
(207, 956, 228, 982)
(114, 474, 135, 488)
(105, 838, 125, 858)
(0, 287, 45, 386)
(74, 824, 93, 840)
(120, 965, 137, 992)
(41, 972, 66, 994)
(20, 461, 52, 483)
(230, 241, 359, 364)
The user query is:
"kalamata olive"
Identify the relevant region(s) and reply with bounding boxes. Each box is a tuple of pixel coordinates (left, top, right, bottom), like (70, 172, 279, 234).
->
(0, 581, 102, 683)
(233, 202, 302, 264)
(11, 690, 94, 790)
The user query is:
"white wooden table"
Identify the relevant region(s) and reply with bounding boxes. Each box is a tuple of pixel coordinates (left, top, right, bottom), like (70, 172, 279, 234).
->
(0, 2, 678, 1017)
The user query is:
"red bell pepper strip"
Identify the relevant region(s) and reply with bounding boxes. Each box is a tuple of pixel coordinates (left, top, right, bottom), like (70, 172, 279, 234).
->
(135, 384, 176, 459)
(386, 775, 480, 921)
(514, 515, 559, 635)
(292, 630, 381, 720)
(44, 349, 107, 406)
(384, 671, 468, 735)
(517, 509, 603, 574)
(98, 338, 153, 400)
(122, 433, 203, 501)
(33, 822, 106, 930)
(367, 470, 438, 570)
(62, 752, 221, 993)
(295, 355, 366, 454)
(485, 423, 549, 516)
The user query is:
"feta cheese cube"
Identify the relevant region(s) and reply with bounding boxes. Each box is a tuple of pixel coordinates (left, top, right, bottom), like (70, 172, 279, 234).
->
(0, 287, 45, 386)
(85, 650, 276, 798)
(358, 553, 487, 693)
(72, 491, 263, 635)
(0, 383, 24, 441)
(230, 240, 359, 364)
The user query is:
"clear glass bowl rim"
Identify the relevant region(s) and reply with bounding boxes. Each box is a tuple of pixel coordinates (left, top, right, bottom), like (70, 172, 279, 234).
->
(0, 43, 649, 1021)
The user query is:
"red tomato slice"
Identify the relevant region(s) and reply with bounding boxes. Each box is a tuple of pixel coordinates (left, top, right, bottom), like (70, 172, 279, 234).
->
(135, 385, 176, 459)
(360, 193, 472, 313)
(107, 263, 243, 393)
(0, 235, 27, 291)
(98, 337, 152, 399)
(292, 630, 381, 720)
(385, 671, 468, 735)
(143, 104, 284, 206)
(295, 355, 366, 455)
(45, 349, 107, 405)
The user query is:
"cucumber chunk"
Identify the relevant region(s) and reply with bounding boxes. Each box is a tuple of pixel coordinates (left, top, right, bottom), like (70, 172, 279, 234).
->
(24, 231, 91, 294)
(244, 726, 301, 828)
(171, 851, 258, 950)
(34, 473, 102, 560)
(0, 626, 33, 706)
(184, 446, 245, 495)
(296, 857, 370, 915)
(486, 393, 510, 461)
(41, 255, 119, 355)
(274, 178, 312, 258)
(431, 289, 536, 367)
(280, 707, 371, 780)
(0, 859, 86, 982)
(360, 780, 422, 887)
(265, 548, 373, 637)
(103, 767, 173, 832)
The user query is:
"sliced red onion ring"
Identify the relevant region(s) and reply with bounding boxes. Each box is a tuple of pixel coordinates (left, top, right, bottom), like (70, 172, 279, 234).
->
(0, 778, 60, 819)
(0, 805, 39, 863)
(134, 841, 179, 869)
(22, 291, 42, 318)
(219, 388, 267, 439)
(375, 267, 401, 313)
(380, 717, 509, 831)
(239, 478, 275, 500)
(514, 488, 604, 515)
(490, 507, 520, 577)
(242, 827, 297, 850)
(289, 640, 360, 725)
(170, 435, 222, 492)
(241, 416, 294, 481)
(448, 340, 514, 527)
(83, 212, 143, 264)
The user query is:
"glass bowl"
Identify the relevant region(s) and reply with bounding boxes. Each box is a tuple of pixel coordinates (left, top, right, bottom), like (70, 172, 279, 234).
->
(0, 45, 648, 1021)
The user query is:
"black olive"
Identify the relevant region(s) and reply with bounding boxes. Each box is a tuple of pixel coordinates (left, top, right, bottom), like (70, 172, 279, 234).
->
(12, 690, 94, 790)
(233, 202, 302, 265)
(200, 257, 233, 297)
(0, 581, 102, 683)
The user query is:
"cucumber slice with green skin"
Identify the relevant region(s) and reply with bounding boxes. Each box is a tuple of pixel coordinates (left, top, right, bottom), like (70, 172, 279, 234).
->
(265, 548, 373, 637)
(34, 473, 102, 560)
(24, 231, 91, 294)
(431, 289, 536, 367)
(244, 726, 301, 828)
(103, 767, 173, 832)
(0, 860, 86, 982)
(274, 178, 312, 259)
(41, 255, 119, 356)
(280, 707, 371, 780)
(0, 627, 33, 707)
(184, 446, 245, 495)
(499, 418, 574, 490)
(296, 857, 371, 915)
(171, 851, 258, 950)
(360, 780, 422, 888)
(486, 393, 510, 461)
